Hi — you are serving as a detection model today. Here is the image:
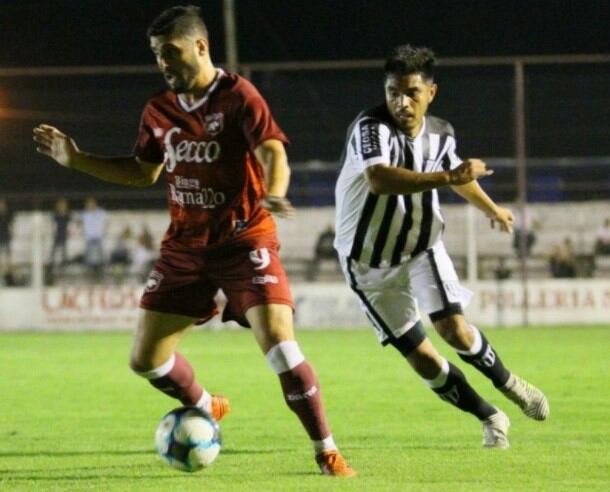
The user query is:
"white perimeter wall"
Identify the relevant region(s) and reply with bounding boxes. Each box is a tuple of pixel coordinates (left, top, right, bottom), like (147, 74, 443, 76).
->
(0, 279, 608, 331)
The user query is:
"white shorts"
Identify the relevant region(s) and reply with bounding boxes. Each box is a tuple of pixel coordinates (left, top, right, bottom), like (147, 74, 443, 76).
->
(340, 242, 473, 344)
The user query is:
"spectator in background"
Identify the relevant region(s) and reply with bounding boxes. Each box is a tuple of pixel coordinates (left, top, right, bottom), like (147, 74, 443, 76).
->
(549, 237, 577, 278)
(594, 218, 610, 256)
(49, 198, 72, 269)
(306, 225, 338, 281)
(110, 225, 133, 267)
(79, 196, 107, 277)
(0, 198, 14, 278)
(512, 207, 540, 257)
(130, 226, 157, 281)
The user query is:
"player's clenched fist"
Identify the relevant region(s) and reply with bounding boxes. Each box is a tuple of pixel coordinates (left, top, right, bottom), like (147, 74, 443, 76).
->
(449, 158, 493, 185)
(33, 124, 79, 168)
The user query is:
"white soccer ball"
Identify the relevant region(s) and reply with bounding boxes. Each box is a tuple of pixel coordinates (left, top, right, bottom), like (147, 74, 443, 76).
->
(155, 406, 222, 472)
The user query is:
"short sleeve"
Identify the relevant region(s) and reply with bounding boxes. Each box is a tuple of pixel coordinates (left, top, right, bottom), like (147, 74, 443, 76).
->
(353, 118, 392, 169)
(133, 105, 164, 164)
(441, 136, 462, 170)
(238, 80, 288, 149)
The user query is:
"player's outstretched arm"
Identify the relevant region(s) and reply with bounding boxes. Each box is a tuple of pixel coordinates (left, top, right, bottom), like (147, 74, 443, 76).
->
(451, 178, 514, 233)
(255, 139, 295, 218)
(33, 124, 163, 187)
(365, 158, 493, 195)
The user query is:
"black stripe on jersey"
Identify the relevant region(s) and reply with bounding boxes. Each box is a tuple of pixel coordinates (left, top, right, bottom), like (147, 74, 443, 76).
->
(427, 249, 450, 307)
(370, 196, 398, 267)
(346, 260, 395, 344)
(349, 193, 379, 261)
(391, 197, 413, 265)
(439, 135, 451, 170)
(427, 249, 463, 321)
(411, 191, 434, 257)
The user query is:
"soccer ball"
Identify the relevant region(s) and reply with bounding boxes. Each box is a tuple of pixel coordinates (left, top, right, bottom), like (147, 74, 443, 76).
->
(155, 406, 222, 472)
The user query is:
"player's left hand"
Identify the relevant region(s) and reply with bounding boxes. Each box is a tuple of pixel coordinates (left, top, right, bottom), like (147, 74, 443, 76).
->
(490, 206, 514, 233)
(262, 195, 295, 218)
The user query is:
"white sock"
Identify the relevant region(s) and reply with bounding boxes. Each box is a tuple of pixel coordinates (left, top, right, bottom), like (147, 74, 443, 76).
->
(456, 325, 483, 355)
(312, 435, 337, 454)
(424, 358, 450, 389)
(195, 390, 213, 413)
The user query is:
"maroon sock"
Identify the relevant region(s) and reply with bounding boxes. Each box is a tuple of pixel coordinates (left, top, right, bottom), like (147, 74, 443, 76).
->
(148, 353, 203, 406)
(278, 360, 330, 441)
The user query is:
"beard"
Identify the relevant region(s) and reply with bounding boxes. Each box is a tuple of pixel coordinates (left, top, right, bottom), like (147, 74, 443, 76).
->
(164, 63, 200, 94)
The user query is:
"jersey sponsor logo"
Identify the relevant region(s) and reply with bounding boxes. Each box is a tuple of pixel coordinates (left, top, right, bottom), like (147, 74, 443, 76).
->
(249, 248, 271, 270)
(252, 274, 279, 284)
(145, 270, 164, 292)
(163, 127, 221, 172)
(359, 120, 382, 159)
(175, 176, 200, 190)
(169, 183, 226, 209)
(204, 113, 224, 136)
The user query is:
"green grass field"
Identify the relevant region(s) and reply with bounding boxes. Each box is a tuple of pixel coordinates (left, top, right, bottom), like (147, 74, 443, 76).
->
(1, 326, 608, 491)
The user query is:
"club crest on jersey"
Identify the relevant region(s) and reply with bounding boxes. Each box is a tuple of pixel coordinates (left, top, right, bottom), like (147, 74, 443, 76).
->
(145, 270, 164, 292)
(204, 113, 224, 136)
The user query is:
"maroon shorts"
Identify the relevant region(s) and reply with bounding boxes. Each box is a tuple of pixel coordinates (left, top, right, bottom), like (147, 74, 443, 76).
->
(140, 236, 293, 327)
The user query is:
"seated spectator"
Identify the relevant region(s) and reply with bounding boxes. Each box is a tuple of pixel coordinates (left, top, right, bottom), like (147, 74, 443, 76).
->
(110, 226, 133, 267)
(49, 198, 73, 269)
(512, 207, 540, 257)
(549, 238, 576, 278)
(130, 226, 157, 281)
(306, 225, 338, 281)
(494, 256, 511, 280)
(0, 197, 13, 277)
(594, 218, 610, 255)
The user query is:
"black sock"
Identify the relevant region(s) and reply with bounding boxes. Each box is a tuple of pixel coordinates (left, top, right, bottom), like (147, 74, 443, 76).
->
(432, 362, 496, 420)
(458, 327, 510, 388)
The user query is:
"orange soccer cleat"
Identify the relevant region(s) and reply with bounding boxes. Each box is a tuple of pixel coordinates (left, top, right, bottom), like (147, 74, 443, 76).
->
(210, 395, 231, 422)
(315, 450, 357, 477)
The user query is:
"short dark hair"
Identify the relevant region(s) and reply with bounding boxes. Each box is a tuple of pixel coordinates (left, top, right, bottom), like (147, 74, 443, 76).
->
(384, 45, 436, 81)
(147, 5, 208, 39)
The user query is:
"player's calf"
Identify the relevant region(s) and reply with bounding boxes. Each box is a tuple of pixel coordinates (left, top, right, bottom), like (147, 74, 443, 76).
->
(388, 327, 497, 422)
(455, 324, 511, 388)
(265, 340, 355, 475)
(132, 352, 229, 420)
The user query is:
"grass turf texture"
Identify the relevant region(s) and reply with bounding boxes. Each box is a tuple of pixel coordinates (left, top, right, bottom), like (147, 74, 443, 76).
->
(0, 326, 608, 491)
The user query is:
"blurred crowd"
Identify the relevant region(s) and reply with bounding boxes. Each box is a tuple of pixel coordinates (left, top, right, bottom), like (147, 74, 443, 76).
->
(0, 196, 158, 287)
(0, 197, 609, 286)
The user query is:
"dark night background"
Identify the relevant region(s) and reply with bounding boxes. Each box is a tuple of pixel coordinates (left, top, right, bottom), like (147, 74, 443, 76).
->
(0, 0, 609, 203)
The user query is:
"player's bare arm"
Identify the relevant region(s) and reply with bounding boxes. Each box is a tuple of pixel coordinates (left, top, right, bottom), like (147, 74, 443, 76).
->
(365, 158, 493, 195)
(255, 138, 295, 218)
(33, 124, 164, 187)
(451, 178, 514, 233)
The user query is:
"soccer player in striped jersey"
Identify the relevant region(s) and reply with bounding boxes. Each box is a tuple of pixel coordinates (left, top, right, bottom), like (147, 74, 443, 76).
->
(335, 45, 549, 448)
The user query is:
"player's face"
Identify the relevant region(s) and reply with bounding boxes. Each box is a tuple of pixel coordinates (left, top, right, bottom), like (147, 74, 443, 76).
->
(150, 35, 202, 94)
(385, 73, 437, 137)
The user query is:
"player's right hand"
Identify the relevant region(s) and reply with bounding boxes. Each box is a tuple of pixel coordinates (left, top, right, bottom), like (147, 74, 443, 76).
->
(449, 158, 493, 185)
(33, 124, 78, 168)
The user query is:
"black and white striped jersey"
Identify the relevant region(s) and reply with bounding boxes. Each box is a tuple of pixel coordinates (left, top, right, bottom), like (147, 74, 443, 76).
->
(334, 103, 462, 267)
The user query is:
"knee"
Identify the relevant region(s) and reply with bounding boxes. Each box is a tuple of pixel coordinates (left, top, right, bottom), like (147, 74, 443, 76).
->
(265, 340, 305, 375)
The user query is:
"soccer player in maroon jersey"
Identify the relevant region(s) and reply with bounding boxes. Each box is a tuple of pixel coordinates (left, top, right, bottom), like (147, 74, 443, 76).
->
(33, 5, 355, 477)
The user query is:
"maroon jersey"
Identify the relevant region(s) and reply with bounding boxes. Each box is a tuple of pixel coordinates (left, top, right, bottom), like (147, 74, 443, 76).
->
(133, 69, 288, 250)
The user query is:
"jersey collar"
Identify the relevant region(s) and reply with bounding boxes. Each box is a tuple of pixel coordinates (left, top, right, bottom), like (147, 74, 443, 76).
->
(176, 68, 225, 113)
